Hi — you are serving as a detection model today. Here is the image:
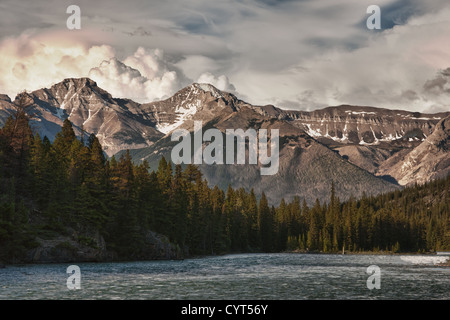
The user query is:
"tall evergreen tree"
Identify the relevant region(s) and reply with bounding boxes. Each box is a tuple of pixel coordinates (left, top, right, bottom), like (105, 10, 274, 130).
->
(258, 192, 273, 252)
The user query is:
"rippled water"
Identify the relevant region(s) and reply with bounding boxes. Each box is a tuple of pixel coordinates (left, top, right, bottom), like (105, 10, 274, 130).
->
(0, 253, 448, 300)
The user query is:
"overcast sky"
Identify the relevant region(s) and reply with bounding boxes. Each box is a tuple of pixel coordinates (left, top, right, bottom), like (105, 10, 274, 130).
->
(0, 0, 449, 113)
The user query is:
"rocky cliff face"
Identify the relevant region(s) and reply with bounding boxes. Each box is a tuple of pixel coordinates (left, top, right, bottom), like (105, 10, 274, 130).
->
(25, 226, 113, 264)
(140, 83, 249, 134)
(377, 115, 450, 186)
(19, 210, 183, 264)
(276, 105, 446, 147)
(0, 94, 14, 127)
(1, 78, 164, 156)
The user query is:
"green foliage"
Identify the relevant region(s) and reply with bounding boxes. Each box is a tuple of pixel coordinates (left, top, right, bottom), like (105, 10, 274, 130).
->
(0, 115, 448, 263)
(53, 241, 77, 255)
(77, 235, 98, 248)
(278, 176, 450, 253)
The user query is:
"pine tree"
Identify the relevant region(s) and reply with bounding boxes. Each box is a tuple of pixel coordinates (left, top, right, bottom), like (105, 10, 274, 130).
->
(171, 164, 188, 249)
(276, 198, 288, 252)
(210, 185, 226, 254)
(246, 189, 259, 251)
(258, 192, 273, 252)
(1, 94, 34, 183)
(307, 199, 322, 251)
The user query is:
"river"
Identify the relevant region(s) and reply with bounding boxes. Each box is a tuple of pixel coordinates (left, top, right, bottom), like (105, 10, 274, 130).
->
(0, 253, 448, 300)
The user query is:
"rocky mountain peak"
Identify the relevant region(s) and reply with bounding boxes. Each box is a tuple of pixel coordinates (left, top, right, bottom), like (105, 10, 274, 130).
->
(0, 78, 164, 157)
(0, 94, 11, 103)
(61, 77, 97, 88)
(142, 82, 244, 135)
(50, 77, 114, 104)
(429, 114, 450, 151)
(191, 83, 224, 99)
(165, 82, 230, 106)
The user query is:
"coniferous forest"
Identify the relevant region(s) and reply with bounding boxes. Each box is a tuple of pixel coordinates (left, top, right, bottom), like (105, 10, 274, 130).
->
(0, 104, 449, 263)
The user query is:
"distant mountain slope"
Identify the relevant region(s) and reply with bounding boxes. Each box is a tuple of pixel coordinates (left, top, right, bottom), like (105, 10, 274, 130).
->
(274, 105, 447, 147)
(124, 104, 400, 205)
(377, 115, 450, 186)
(333, 145, 393, 174)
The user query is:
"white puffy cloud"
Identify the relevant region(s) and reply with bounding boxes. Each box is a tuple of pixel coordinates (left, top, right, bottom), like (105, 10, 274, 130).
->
(0, 33, 190, 103)
(0, 32, 115, 99)
(196, 72, 235, 92)
(87, 47, 188, 103)
(0, 29, 235, 104)
(175, 55, 221, 81)
(88, 55, 181, 103)
(88, 58, 148, 100)
(124, 47, 171, 80)
(1, 0, 450, 112)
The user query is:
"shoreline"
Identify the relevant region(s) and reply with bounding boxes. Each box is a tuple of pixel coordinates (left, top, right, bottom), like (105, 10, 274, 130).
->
(438, 257, 450, 266)
(2, 250, 450, 267)
(284, 248, 448, 255)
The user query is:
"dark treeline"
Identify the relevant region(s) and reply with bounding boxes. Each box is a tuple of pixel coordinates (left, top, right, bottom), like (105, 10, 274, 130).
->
(0, 102, 449, 262)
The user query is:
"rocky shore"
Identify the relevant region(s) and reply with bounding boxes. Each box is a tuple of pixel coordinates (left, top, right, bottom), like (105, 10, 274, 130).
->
(20, 228, 183, 265)
(439, 257, 450, 266)
(1, 214, 184, 266)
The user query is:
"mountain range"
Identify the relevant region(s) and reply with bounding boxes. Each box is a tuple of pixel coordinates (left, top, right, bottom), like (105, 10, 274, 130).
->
(0, 78, 448, 205)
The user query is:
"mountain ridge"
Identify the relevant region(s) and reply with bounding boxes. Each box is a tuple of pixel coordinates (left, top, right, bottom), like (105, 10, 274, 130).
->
(377, 114, 450, 186)
(1, 77, 448, 205)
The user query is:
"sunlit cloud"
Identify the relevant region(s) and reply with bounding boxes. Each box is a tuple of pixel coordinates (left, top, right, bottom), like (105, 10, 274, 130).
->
(0, 32, 115, 98)
(0, 0, 449, 112)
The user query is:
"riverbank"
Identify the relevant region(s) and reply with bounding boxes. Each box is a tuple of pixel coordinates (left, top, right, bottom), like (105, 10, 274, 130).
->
(286, 249, 450, 266)
(285, 248, 444, 255)
(438, 256, 450, 266)
(2, 245, 448, 267)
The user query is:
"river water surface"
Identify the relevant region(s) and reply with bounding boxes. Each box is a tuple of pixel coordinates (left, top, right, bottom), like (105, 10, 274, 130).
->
(0, 253, 448, 300)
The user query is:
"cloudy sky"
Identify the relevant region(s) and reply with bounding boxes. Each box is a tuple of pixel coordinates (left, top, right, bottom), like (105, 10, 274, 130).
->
(0, 0, 449, 113)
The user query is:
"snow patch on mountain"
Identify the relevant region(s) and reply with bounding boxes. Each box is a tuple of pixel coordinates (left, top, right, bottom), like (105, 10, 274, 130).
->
(156, 100, 201, 134)
(55, 107, 64, 120)
(346, 110, 376, 115)
(305, 124, 322, 138)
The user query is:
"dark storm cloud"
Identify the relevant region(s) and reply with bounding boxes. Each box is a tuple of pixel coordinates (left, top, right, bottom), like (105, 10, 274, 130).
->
(381, 0, 425, 28)
(423, 68, 450, 94)
(354, 0, 449, 30)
